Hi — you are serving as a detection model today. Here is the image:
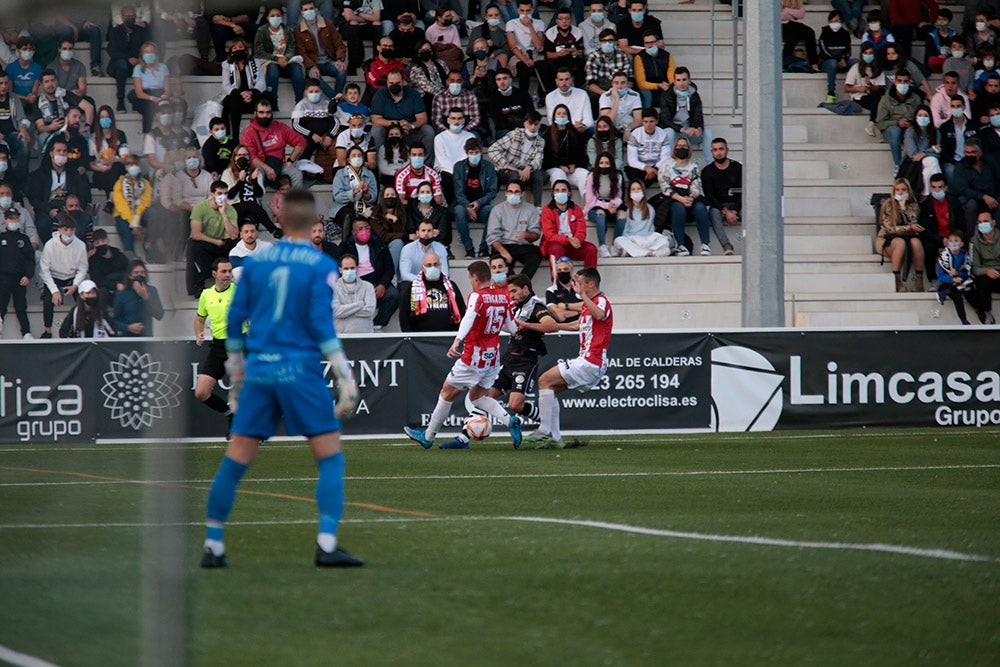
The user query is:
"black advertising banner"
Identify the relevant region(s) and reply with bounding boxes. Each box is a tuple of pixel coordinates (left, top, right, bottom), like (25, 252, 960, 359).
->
(1, 329, 997, 443)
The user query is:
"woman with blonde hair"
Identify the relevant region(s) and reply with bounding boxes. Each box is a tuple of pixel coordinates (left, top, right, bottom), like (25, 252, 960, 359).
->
(127, 41, 172, 133)
(876, 177, 926, 292)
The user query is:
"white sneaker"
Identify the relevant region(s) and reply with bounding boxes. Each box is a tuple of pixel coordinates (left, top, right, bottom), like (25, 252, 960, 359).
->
(23, 333, 32, 340)
(674, 246, 690, 257)
(865, 121, 876, 137)
(0, 315, 4, 337)
(700, 244, 712, 256)
(598, 244, 611, 258)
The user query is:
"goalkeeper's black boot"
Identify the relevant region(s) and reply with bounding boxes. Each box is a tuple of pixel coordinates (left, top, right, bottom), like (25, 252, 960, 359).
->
(200, 548, 229, 569)
(315, 545, 365, 567)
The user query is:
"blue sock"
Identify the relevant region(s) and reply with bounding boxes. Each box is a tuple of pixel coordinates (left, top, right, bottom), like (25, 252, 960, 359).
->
(316, 452, 345, 541)
(205, 456, 249, 541)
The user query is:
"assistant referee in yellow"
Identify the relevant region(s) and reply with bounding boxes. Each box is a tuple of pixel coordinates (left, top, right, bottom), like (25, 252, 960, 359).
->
(194, 257, 237, 436)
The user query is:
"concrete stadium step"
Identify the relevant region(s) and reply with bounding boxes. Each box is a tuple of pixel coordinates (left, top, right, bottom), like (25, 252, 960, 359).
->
(789, 291, 969, 327)
(785, 256, 884, 274)
(784, 234, 872, 255)
(794, 309, 921, 327)
(785, 271, 892, 293)
(785, 216, 874, 233)
(783, 181, 889, 218)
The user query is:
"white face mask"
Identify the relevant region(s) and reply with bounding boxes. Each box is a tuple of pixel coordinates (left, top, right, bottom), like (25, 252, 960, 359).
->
(630, 190, 644, 202)
(0, 196, 11, 209)
(829, 22, 842, 32)
(52, 154, 68, 167)
(127, 165, 141, 177)
(349, 156, 363, 169)
(893, 193, 907, 202)
(977, 21, 987, 32)
(868, 22, 881, 32)
(215, 194, 228, 206)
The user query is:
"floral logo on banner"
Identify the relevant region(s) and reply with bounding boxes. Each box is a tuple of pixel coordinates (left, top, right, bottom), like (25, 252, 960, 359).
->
(101, 351, 182, 430)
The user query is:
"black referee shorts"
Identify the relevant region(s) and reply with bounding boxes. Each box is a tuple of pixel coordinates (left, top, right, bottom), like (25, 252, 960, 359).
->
(493, 354, 539, 395)
(200, 338, 228, 380)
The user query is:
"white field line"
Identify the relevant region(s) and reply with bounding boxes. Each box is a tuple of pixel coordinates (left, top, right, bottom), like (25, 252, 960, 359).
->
(0, 644, 61, 667)
(0, 515, 995, 564)
(1, 464, 998, 487)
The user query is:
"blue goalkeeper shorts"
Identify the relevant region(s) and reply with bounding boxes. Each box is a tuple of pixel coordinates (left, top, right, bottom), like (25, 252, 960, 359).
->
(231, 361, 340, 439)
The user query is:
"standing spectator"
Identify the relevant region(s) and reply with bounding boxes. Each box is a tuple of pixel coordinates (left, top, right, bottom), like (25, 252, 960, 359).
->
(540, 179, 597, 267)
(545, 68, 595, 136)
(584, 151, 624, 255)
(395, 143, 443, 205)
(937, 95, 977, 182)
(613, 179, 672, 257)
(398, 251, 465, 331)
(625, 107, 669, 184)
(431, 71, 481, 134)
(291, 79, 340, 161)
(220, 38, 267, 138)
(408, 39, 449, 110)
(875, 69, 922, 168)
(0, 206, 34, 339)
(434, 107, 476, 200)
(818, 10, 854, 104)
(365, 37, 404, 92)
(486, 180, 542, 277)
(59, 279, 114, 338)
(342, 0, 384, 75)
(52, 11, 105, 77)
(0, 71, 32, 198)
(615, 0, 662, 58)
(206, 3, 259, 64)
(661, 67, 712, 162)
(925, 8, 957, 73)
(781, 0, 819, 71)
(543, 103, 590, 196)
(128, 42, 172, 133)
(580, 2, 613, 55)
(339, 218, 399, 328)
(888, 0, 939, 59)
(90, 106, 129, 200)
(405, 181, 452, 250)
(240, 98, 307, 188)
(5, 37, 42, 115)
(700, 137, 740, 256)
(903, 106, 942, 196)
(506, 0, 547, 95)
(335, 112, 376, 169)
(255, 7, 306, 110)
(329, 146, 378, 238)
(920, 175, 964, 277)
(951, 138, 999, 240)
(202, 117, 238, 177)
(930, 72, 971, 128)
(88, 228, 129, 305)
(971, 209, 1000, 323)
(935, 232, 973, 324)
(486, 110, 546, 205)
(370, 186, 408, 269)
(400, 218, 450, 281)
(376, 123, 409, 186)
(112, 154, 152, 255)
(544, 8, 586, 88)
(26, 138, 91, 241)
(113, 258, 164, 336)
(545, 255, 581, 323)
(658, 136, 712, 256)
(52, 40, 96, 129)
(860, 9, 895, 55)
(370, 69, 435, 156)
(633, 30, 673, 109)
(845, 42, 887, 135)
(487, 68, 533, 139)
(221, 145, 282, 238)
(876, 178, 926, 292)
(294, 0, 348, 100)
(229, 219, 274, 283)
(452, 137, 497, 258)
(38, 214, 88, 339)
(334, 253, 378, 333)
(188, 180, 240, 296)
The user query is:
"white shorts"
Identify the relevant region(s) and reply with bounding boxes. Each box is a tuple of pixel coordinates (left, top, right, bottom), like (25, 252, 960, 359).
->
(446, 360, 501, 390)
(558, 357, 606, 392)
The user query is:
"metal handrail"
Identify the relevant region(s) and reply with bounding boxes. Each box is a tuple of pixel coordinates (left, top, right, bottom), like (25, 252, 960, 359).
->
(708, 0, 743, 120)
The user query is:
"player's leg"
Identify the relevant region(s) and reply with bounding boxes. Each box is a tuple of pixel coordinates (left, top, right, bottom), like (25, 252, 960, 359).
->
(531, 364, 569, 444)
(194, 375, 228, 412)
(406, 363, 471, 447)
(468, 379, 522, 448)
(508, 358, 541, 422)
(307, 432, 363, 566)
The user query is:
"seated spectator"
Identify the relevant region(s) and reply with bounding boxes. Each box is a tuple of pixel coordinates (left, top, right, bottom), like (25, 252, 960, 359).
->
(625, 106, 669, 185)
(506, 0, 548, 96)
(700, 137, 740, 256)
(376, 123, 408, 186)
(580, 2, 612, 55)
(40, 106, 90, 177)
(452, 138, 497, 258)
(229, 219, 273, 283)
(875, 69, 922, 168)
(0, 206, 34, 339)
(463, 40, 501, 108)
(333, 83, 371, 127)
(90, 106, 129, 200)
(435, 107, 477, 201)
(51, 11, 105, 77)
(860, 9, 895, 55)
(545, 67, 595, 138)
(485, 180, 543, 277)
(219, 38, 266, 138)
(38, 214, 88, 339)
(369, 186, 407, 269)
(406, 180, 451, 250)
(613, 179, 671, 256)
(112, 154, 153, 255)
(876, 177, 925, 292)
(399, 251, 465, 331)
(588, 116, 624, 169)
(845, 42, 887, 134)
(59, 279, 114, 338)
(0, 182, 39, 250)
(489, 255, 509, 287)
(60, 194, 94, 249)
(387, 12, 425, 64)
(818, 10, 853, 104)
(408, 39, 449, 111)
(330, 146, 378, 239)
(980, 103, 1000, 177)
(931, 71, 970, 128)
(487, 68, 533, 140)
(425, 5, 461, 47)
(781, 0, 819, 71)
(206, 5, 259, 64)
(883, 44, 932, 99)
(142, 101, 196, 173)
(919, 174, 964, 278)
(584, 151, 625, 255)
(221, 144, 282, 238)
(544, 256, 581, 324)
(365, 37, 404, 92)
(973, 76, 1000, 127)
(294, 0, 348, 100)
(201, 117, 237, 178)
(951, 138, 999, 240)
(160, 148, 214, 257)
(334, 253, 377, 333)
(370, 69, 435, 156)
(5, 37, 42, 115)
(188, 180, 239, 296)
(540, 179, 597, 268)
(128, 42, 172, 133)
(599, 72, 642, 139)
(925, 8, 957, 74)
(661, 67, 712, 162)
(240, 98, 307, 188)
(487, 110, 546, 204)
(108, 5, 150, 111)
(971, 209, 1000, 324)
(587, 30, 633, 108)
(633, 29, 673, 109)
(254, 7, 306, 110)
(468, 5, 510, 68)
(935, 231, 973, 324)
(544, 8, 586, 89)
(33, 71, 71, 151)
(291, 78, 340, 161)
(431, 71, 481, 135)
(339, 217, 399, 328)
(616, 0, 663, 59)
(400, 218, 450, 281)
(657, 136, 711, 256)
(335, 113, 376, 170)
(27, 138, 91, 241)
(52, 40, 96, 129)
(113, 258, 164, 336)
(0, 71, 32, 196)
(966, 11, 999, 66)
(943, 37, 974, 94)
(88, 228, 129, 305)
(309, 216, 340, 258)
(903, 106, 942, 196)
(939, 95, 979, 182)
(395, 143, 443, 205)
(342, 0, 385, 75)
(973, 47, 1000, 94)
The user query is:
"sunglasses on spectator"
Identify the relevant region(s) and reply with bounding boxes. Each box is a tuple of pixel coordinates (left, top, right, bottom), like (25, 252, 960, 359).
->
(555, 256, 572, 264)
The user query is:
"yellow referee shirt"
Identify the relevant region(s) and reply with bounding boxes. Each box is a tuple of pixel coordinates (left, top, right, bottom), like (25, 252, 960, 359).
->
(197, 283, 237, 340)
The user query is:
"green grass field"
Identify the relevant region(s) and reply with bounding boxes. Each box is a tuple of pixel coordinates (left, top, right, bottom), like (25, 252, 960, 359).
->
(1, 429, 998, 666)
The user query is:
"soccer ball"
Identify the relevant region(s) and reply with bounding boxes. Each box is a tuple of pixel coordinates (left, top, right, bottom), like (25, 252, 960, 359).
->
(465, 414, 492, 441)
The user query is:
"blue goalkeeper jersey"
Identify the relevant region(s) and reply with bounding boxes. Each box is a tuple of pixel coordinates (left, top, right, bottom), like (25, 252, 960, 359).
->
(226, 239, 342, 363)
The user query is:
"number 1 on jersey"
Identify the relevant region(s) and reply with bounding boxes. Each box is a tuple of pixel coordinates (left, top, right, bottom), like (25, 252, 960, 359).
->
(269, 266, 290, 320)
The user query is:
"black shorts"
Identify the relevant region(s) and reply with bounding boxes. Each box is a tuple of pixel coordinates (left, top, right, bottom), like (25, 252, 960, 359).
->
(493, 353, 539, 395)
(200, 339, 228, 380)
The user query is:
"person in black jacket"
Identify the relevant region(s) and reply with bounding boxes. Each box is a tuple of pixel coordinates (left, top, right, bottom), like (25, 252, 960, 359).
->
(977, 102, 1000, 177)
(26, 137, 92, 241)
(88, 228, 129, 305)
(659, 67, 712, 162)
(0, 207, 35, 338)
(487, 68, 534, 140)
(201, 117, 238, 177)
(939, 95, 979, 181)
(919, 173, 966, 278)
(700, 137, 740, 256)
(338, 217, 399, 328)
(543, 103, 590, 197)
(398, 252, 466, 332)
(818, 10, 853, 103)
(106, 6, 151, 112)
(950, 138, 999, 239)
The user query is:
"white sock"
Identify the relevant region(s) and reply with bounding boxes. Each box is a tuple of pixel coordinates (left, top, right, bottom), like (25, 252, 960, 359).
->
(426, 397, 453, 440)
(538, 389, 555, 435)
(472, 395, 510, 423)
(317, 532, 337, 553)
(204, 538, 225, 556)
(550, 394, 562, 442)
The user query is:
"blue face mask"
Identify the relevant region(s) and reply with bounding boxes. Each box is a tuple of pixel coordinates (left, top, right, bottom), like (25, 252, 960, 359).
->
(449, 123, 464, 133)
(525, 128, 538, 138)
(555, 117, 570, 126)
(553, 191, 569, 204)
(99, 117, 113, 129)
(468, 153, 481, 166)
(991, 114, 1000, 127)
(6, 222, 21, 231)
(979, 221, 994, 234)
(916, 116, 931, 127)
(492, 272, 507, 284)
(591, 12, 604, 23)
(676, 88, 690, 98)
(268, 16, 283, 28)
(645, 45, 659, 57)
(302, 9, 317, 21)
(60, 233, 74, 243)
(499, 85, 513, 94)
(213, 129, 227, 140)
(487, 18, 502, 26)
(341, 268, 357, 282)
(424, 265, 441, 281)
(931, 189, 947, 200)
(896, 83, 910, 96)
(862, 53, 875, 64)
(411, 155, 425, 169)
(185, 157, 200, 170)
(948, 241, 961, 251)
(307, 92, 321, 103)
(506, 194, 521, 205)
(448, 82, 462, 95)
(601, 42, 615, 54)
(350, 127, 365, 138)
(142, 52, 156, 65)
(417, 192, 433, 204)
(631, 11, 644, 22)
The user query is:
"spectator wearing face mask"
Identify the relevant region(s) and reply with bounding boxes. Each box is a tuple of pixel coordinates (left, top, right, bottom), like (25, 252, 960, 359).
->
(335, 113, 376, 170)
(660, 67, 712, 162)
(294, 1, 349, 100)
(388, 12, 426, 64)
(973, 46, 1000, 94)
(5, 37, 42, 115)
(487, 110, 547, 205)
(38, 214, 88, 339)
(291, 79, 340, 161)
(339, 217, 399, 329)
(371, 69, 436, 157)
(329, 146, 378, 241)
(128, 42, 172, 133)
(408, 39, 450, 111)
(0, 206, 34, 339)
(545, 256, 581, 324)
(107, 6, 151, 112)
(818, 11, 853, 104)
(254, 7, 306, 110)
(431, 71, 481, 134)
(220, 38, 267, 138)
(845, 43, 887, 135)
(0, 182, 39, 250)
(27, 138, 92, 242)
(334, 253, 378, 333)
(240, 97, 307, 188)
(51, 39, 97, 129)
(918, 173, 964, 279)
(111, 155, 153, 256)
(859, 9, 895, 54)
(943, 37, 974, 93)
(59, 279, 115, 338)
(188, 180, 240, 297)
(467, 6, 510, 67)
(398, 251, 465, 332)
(930, 71, 971, 128)
(400, 219, 450, 281)
(88, 228, 129, 305)
(452, 138, 498, 258)
(971, 209, 1000, 323)
(875, 69, 923, 168)
(939, 94, 980, 182)
(342, 0, 386, 75)
(113, 258, 164, 336)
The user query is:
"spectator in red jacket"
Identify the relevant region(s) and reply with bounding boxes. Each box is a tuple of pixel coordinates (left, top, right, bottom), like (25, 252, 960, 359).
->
(365, 36, 404, 91)
(889, 0, 939, 59)
(239, 97, 307, 188)
(539, 179, 598, 269)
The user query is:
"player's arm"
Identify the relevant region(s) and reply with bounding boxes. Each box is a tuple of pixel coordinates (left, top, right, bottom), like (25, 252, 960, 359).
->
(224, 272, 252, 410)
(450, 293, 480, 357)
(579, 289, 608, 320)
(517, 308, 558, 333)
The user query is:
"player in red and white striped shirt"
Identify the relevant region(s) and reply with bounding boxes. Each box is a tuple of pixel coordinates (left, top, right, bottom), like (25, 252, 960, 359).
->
(528, 267, 613, 448)
(404, 261, 524, 449)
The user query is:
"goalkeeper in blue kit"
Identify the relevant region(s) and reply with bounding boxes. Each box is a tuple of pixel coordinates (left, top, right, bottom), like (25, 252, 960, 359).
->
(201, 189, 363, 569)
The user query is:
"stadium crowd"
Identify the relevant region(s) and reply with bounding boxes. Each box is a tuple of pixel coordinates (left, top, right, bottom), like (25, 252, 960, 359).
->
(1, 0, 999, 336)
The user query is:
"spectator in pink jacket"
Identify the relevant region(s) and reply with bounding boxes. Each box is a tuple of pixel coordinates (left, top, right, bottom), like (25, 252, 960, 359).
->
(930, 71, 971, 127)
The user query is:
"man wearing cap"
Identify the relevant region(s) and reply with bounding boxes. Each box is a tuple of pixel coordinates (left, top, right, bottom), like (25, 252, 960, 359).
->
(38, 213, 89, 339)
(0, 207, 35, 339)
